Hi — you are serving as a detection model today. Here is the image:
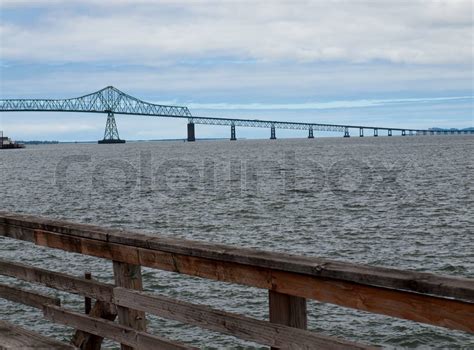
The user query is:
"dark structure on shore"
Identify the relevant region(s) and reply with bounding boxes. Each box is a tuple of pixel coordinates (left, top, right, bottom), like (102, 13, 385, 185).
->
(0, 131, 24, 149)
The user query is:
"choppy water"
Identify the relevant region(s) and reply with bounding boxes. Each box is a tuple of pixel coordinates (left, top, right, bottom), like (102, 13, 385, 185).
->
(0, 136, 473, 349)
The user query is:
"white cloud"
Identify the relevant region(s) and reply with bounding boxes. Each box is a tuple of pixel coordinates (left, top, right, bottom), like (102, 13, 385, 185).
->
(2, 60, 471, 102)
(0, 1, 472, 65)
(182, 96, 473, 110)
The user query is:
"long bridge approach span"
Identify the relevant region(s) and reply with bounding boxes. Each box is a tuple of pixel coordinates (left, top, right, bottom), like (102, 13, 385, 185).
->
(0, 86, 469, 142)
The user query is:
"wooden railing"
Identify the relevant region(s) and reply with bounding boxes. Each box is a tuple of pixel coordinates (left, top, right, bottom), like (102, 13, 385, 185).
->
(0, 212, 472, 349)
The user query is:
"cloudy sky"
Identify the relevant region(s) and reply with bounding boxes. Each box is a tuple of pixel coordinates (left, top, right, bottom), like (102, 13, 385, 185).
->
(0, 0, 472, 140)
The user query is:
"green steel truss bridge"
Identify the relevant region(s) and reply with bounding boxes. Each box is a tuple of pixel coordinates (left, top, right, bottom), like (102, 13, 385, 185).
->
(0, 86, 470, 143)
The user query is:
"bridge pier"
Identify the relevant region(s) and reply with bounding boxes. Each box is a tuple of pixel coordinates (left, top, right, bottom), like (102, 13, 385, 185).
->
(230, 124, 236, 141)
(308, 127, 314, 139)
(187, 122, 195, 142)
(98, 112, 125, 144)
(388, 129, 392, 137)
(270, 125, 276, 139)
(402, 130, 406, 136)
(359, 128, 364, 137)
(373, 128, 378, 137)
(343, 127, 350, 138)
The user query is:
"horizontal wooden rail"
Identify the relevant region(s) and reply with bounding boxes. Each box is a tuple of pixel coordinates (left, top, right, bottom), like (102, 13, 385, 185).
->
(43, 305, 194, 350)
(0, 212, 472, 302)
(0, 283, 60, 309)
(0, 320, 75, 350)
(114, 287, 370, 349)
(1, 214, 473, 333)
(0, 259, 371, 349)
(0, 259, 114, 302)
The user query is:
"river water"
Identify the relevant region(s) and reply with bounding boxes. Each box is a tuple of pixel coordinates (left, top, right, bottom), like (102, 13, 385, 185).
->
(0, 136, 473, 348)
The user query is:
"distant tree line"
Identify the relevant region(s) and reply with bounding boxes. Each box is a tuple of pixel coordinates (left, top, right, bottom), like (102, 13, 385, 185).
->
(429, 127, 474, 131)
(17, 140, 60, 144)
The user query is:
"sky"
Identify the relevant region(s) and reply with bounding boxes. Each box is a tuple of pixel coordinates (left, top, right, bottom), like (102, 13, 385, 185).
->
(0, 0, 473, 141)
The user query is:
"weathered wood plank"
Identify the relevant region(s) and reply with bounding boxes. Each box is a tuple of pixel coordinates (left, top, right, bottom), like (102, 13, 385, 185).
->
(27, 229, 474, 332)
(113, 287, 373, 349)
(1, 212, 472, 302)
(43, 305, 195, 350)
(269, 291, 307, 350)
(113, 261, 146, 350)
(0, 258, 114, 302)
(72, 300, 117, 350)
(0, 283, 60, 309)
(0, 222, 35, 242)
(269, 290, 307, 329)
(0, 320, 76, 350)
(0, 259, 374, 348)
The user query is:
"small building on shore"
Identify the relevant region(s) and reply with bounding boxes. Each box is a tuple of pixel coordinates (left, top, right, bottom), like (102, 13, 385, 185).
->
(0, 132, 25, 149)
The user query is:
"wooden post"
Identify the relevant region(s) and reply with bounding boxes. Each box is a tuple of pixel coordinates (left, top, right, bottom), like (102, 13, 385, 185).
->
(84, 272, 92, 315)
(71, 301, 117, 350)
(113, 261, 146, 350)
(269, 290, 307, 350)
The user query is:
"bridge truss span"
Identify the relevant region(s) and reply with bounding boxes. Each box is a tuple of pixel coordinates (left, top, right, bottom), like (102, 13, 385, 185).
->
(0, 86, 192, 118)
(1, 86, 468, 142)
(189, 116, 347, 132)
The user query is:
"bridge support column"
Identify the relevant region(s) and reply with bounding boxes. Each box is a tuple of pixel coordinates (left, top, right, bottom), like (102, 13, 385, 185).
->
(373, 128, 378, 137)
(359, 128, 364, 137)
(424, 131, 428, 135)
(388, 129, 392, 136)
(187, 122, 195, 142)
(308, 127, 314, 139)
(402, 130, 406, 136)
(343, 127, 350, 138)
(230, 124, 236, 141)
(270, 125, 276, 139)
(98, 112, 125, 144)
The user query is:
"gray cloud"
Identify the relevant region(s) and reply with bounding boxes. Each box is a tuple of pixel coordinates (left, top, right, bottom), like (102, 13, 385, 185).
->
(1, 1, 472, 65)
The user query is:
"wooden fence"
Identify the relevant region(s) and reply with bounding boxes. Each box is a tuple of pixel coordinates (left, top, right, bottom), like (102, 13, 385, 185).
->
(0, 212, 472, 349)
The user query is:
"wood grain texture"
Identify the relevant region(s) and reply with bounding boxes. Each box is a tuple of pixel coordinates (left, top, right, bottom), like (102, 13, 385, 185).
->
(0, 283, 60, 309)
(269, 290, 307, 329)
(1, 215, 473, 335)
(113, 261, 146, 350)
(113, 287, 372, 349)
(269, 291, 307, 350)
(0, 258, 114, 302)
(0, 212, 472, 302)
(0, 320, 76, 350)
(0, 259, 375, 349)
(26, 229, 474, 332)
(71, 300, 117, 350)
(44, 305, 195, 350)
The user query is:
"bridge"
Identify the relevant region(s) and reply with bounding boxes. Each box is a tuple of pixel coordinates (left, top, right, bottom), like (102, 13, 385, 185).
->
(0, 86, 471, 143)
